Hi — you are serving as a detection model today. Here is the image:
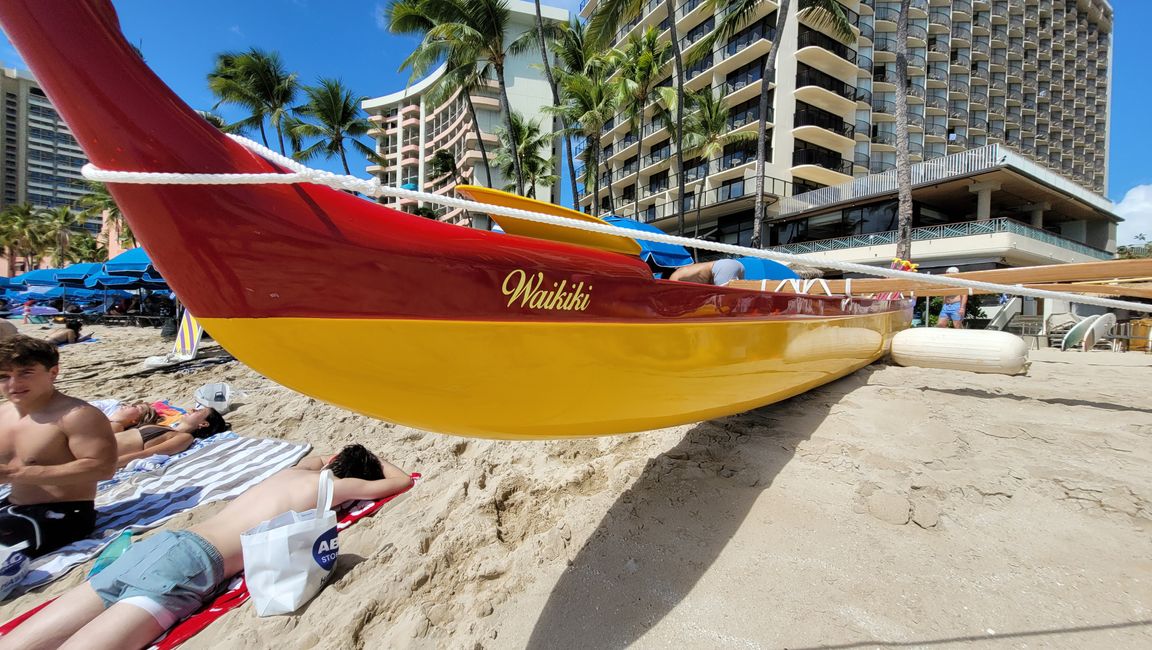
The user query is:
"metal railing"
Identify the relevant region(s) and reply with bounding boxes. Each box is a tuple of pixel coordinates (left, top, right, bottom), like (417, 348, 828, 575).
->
(777, 144, 1114, 218)
(792, 148, 853, 175)
(768, 217, 1111, 260)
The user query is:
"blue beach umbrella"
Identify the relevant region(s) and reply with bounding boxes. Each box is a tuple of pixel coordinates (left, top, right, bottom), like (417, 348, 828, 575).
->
(104, 247, 155, 276)
(734, 257, 799, 281)
(601, 215, 694, 269)
(10, 268, 62, 289)
(55, 262, 105, 287)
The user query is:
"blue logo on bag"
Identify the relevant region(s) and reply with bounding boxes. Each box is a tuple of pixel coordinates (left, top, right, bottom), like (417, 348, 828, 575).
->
(312, 528, 339, 570)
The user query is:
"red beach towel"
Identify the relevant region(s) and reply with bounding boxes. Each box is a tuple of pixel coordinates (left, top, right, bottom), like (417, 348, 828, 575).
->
(0, 474, 420, 648)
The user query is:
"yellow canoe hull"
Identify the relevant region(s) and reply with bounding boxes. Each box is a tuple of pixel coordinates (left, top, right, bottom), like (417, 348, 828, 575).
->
(202, 311, 909, 440)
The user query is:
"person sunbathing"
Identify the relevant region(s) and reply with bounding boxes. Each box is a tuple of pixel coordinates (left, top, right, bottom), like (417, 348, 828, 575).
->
(113, 407, 230, 468)
(668, 258, 746, 285)
(105, 401, 160, 433)
(0, 444, 412, 650)
(44, 319, 87, 346)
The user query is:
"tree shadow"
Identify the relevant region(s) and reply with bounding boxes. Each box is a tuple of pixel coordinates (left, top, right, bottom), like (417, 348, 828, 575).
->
(525, 369, 873, 649)
(923, 386, 1152, 414)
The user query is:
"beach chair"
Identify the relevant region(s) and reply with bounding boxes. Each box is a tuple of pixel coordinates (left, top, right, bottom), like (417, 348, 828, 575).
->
(144, 310, 205, 368)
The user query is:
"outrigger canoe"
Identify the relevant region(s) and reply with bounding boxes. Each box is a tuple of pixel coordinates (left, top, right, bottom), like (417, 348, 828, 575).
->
(1, 0, 911, 439)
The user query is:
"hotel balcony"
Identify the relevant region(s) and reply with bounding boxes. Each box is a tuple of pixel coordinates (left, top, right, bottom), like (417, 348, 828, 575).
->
(768, 217, 1111, 265)
(793, 107, 855, 149)
(792, 148, 853, 186)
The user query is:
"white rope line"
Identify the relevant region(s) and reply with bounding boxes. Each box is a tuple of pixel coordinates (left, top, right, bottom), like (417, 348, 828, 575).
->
(81, 135, 1152, 313)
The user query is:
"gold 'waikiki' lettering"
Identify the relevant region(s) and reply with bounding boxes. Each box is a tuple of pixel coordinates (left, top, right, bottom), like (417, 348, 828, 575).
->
(501, 269, 592, 311)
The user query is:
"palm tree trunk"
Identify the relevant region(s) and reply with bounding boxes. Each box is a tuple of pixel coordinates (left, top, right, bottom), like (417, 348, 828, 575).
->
(276, 124, 287, 156)
(339, 146, 351, 175)
(752, 0, 792, 249)
(258, 121, 270, 149)
(532, 2, 577, 208)
(589, 135, 601, 212)
(667, 0, 687, 237)
(464, 94, 493, 187)
(894, 0, 913, 260)
(493, 63, 526, 195)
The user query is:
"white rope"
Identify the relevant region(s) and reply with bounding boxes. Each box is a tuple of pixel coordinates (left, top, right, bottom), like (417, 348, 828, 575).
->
(81, 135, 1152, 313)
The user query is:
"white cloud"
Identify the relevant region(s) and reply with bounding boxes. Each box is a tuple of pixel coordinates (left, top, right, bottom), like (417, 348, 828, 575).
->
(229, 25, 245, 38)
(374, 3, 390, 31)
(1115, 184, 1152, 245)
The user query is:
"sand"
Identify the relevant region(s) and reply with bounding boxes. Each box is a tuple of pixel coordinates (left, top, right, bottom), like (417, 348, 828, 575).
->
(1, 322, 1150, 649)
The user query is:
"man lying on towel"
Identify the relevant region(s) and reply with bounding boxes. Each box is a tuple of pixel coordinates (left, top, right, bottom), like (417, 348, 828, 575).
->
(0, 336, 116, 557)
(0, 444, 412, 650)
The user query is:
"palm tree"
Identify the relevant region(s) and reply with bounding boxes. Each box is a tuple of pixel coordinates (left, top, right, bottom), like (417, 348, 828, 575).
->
(493, 112, 556, 198)
(288, 78, 378, 175)
(39, 205, 86, 266)
(546, 65, 618, 215)
(705, 0, 853, 247)
(426, 0, 536, 194)
(386, 0, 496, 188)
(591, 0, 689, 235)
(894, 0, 914, 261)
(429, 149, 465, 188)
(67, 232, 108, 263)
(681, 90, 757, 240)
(1, 203, 48, 271)
(610, 27, 670, 218)
(76, 181, 135, 249)
(207, 48, 299, 155)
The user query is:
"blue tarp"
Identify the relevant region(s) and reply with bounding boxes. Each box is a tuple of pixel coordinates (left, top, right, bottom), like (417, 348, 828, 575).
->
(601, 216, 694, 269)
(104, 247, 154, 275)
(734, 257, 798, 281)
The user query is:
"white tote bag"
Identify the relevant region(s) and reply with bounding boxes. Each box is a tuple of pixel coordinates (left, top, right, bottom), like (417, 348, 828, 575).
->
(241, 470, 339, 616)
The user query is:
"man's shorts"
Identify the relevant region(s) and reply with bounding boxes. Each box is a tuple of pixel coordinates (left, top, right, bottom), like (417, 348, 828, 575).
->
(940, 301, 964, 321)
(711, 259, 746, 285)
(89, 530, 226, 627)
(0, 498, 96, 557)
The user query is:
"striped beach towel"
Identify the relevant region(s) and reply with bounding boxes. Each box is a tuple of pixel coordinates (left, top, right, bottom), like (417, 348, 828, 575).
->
(6, 437, 311, 597)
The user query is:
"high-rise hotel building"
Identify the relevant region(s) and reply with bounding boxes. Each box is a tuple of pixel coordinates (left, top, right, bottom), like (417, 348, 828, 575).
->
(577, 0, 1118, 269)
(1, 65, 89, 213)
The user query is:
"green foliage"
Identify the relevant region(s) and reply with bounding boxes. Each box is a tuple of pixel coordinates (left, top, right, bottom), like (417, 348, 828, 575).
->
(288, 78, 378, 175)
(493, 112, 556, 198)
(208, 48, 299, 154)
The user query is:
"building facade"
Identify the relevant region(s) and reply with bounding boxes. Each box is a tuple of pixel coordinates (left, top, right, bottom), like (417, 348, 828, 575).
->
(363, 1, 567, 226)
(1, 65, 89, 212)
(576, 0, 1117, 269)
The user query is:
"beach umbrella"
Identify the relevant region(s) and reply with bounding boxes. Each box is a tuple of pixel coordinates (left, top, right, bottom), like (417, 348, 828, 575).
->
(9, 268, 62, 289)
(85, 273, 143, 290)
(103, 247, 155, 276)
(54, 262, 104, 287)
(0, 277, 9, 290)
(601, 216, 694, 270)
(734, 257, 799, 281)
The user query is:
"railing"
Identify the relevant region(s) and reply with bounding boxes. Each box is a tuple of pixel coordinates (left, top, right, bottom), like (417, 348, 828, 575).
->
(792, 148, 853, 175)
(777, 143, 1114, 217)
(948, 133, 969, 146)
(907, 25, 928, 42)
(872, 130, 897, 145)
(929, 10, 951, 29)
(768, 217, 1111, 260)
(873, 37, 898, 53)
(951, 51, 971, 67)
(608, 174, 794, 225)
(952, 25, 973, 42)
(874, 7, 900, 23)
(796, 67, 856, 102)
(925, 122, 948, 137)
(953, 0, 973, 15)
(795, 107, 854, 137)
(926, 94, 948, 110)
(871, 98, 895, 114)
(870, 160, 896, 174)
(929, 38, 951, 55)
(908, 52, 927, 69)
(797, 29, 857, 64)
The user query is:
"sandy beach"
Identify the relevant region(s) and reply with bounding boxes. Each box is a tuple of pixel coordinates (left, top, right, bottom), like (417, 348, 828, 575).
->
(1, 322, 1149, 649)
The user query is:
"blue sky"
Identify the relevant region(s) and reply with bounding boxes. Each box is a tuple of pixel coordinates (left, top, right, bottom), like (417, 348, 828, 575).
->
(1, 0, 1148, 241)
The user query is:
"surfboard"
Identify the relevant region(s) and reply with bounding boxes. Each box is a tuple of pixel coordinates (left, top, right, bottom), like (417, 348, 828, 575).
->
(455, 185, 643, 257)
(1061, 314, 1100, 351)
(1083, 312, 1116, 350)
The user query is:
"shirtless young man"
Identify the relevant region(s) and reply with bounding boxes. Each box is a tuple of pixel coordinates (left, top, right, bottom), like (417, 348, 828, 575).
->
(0, 336, 116, 557)
(0, 444, 413, 650)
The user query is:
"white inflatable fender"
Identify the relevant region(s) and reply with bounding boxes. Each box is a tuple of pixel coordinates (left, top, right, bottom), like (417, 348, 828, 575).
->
(891, 328, 1030, 375)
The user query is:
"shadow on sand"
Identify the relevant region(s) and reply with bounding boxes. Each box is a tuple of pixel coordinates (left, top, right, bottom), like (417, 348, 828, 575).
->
(923, 386, 1152, 414)
(525, 369, 874, 649)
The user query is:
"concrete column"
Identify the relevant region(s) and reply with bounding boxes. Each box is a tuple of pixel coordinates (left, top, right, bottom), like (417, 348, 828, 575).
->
(1021, 201, 1051, 228)
(968, 182, 1001, 221)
